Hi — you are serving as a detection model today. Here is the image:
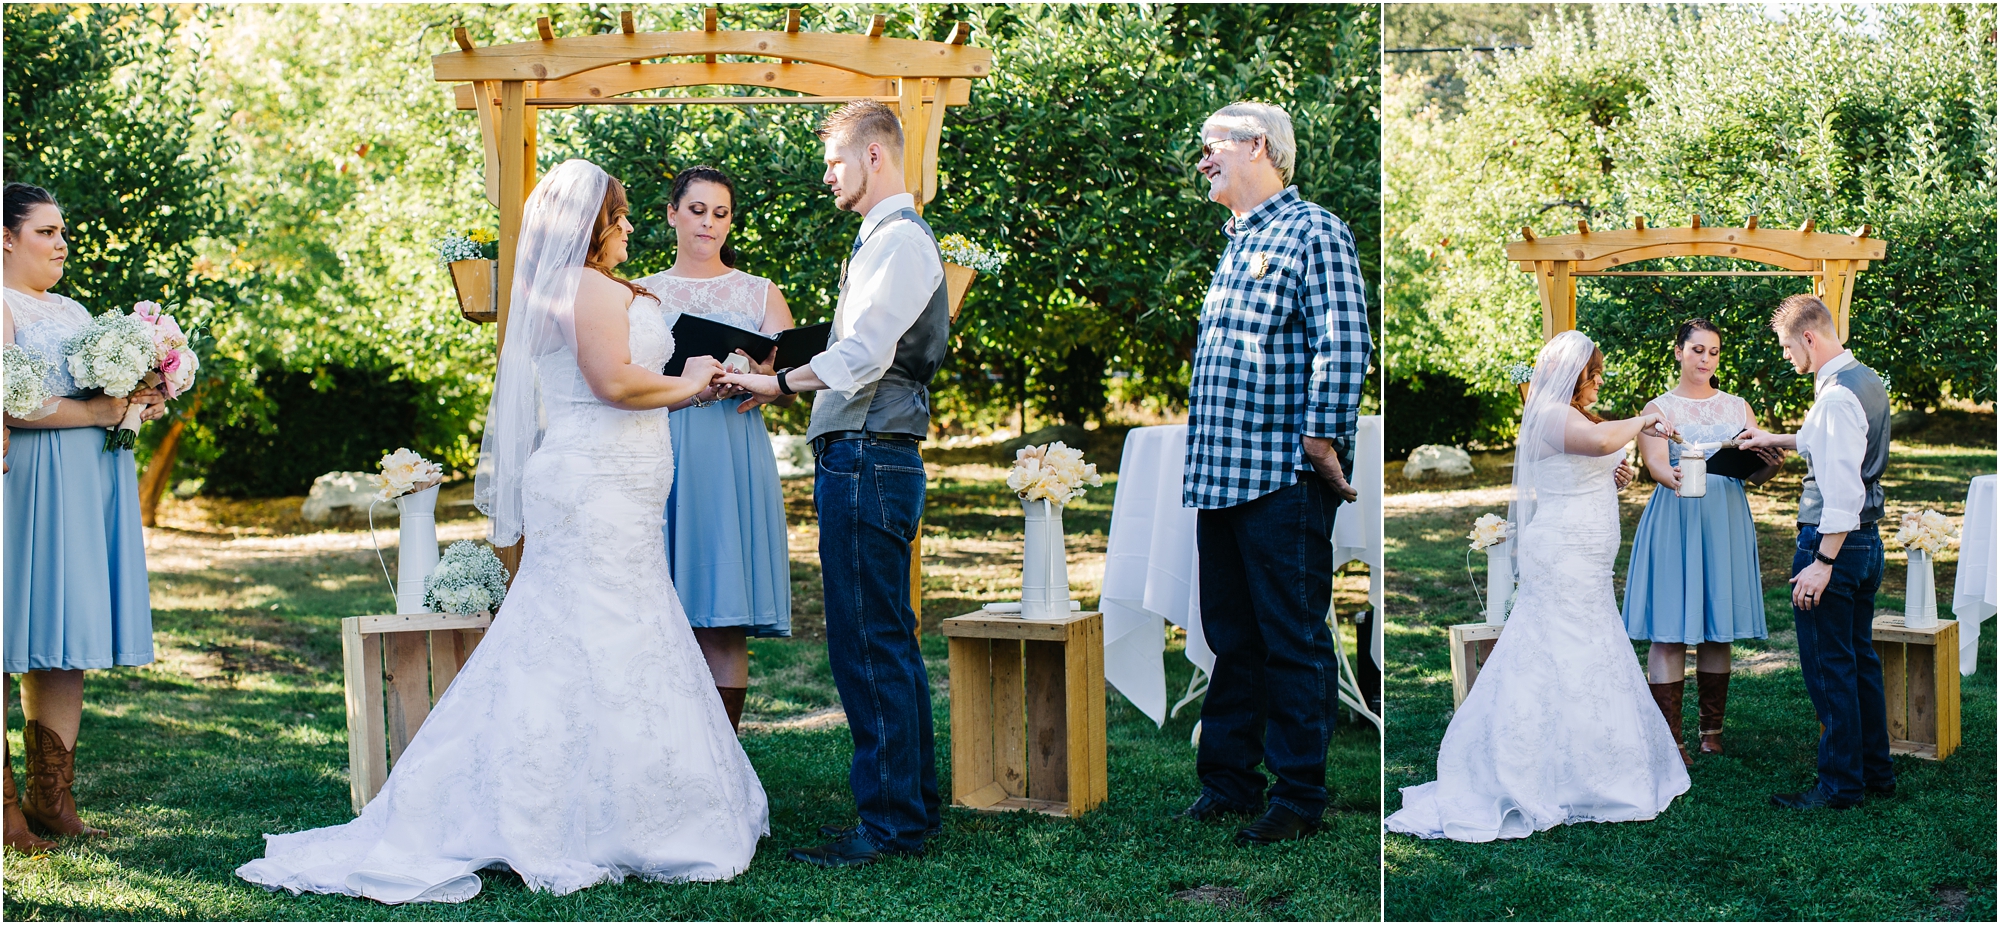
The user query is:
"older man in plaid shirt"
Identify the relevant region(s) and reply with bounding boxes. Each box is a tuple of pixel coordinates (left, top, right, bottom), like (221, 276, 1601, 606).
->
(1179, 101, 1371, 847)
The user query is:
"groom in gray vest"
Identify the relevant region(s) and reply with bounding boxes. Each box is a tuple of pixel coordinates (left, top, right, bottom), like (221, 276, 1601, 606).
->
(1740, 294, 1895, 810)
(720, 100, 949, 865)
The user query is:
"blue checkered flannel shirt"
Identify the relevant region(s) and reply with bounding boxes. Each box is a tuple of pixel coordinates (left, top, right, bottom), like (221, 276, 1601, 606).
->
(1183, 187, 1372, 510)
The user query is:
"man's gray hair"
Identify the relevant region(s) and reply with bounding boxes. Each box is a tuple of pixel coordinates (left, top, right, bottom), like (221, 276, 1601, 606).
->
(1205, 101, 1296, 185)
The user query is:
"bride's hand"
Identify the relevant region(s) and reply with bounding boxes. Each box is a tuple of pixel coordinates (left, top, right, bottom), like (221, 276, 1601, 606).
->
(1613, 459, 1637, 490)
(681, 355, 726, 386)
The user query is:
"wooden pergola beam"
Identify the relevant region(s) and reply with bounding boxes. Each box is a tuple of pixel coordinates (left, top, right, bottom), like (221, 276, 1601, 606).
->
(451, 61, 975, 110)
(433, 30, 993, 82)
(1504, 222, 1885, 343)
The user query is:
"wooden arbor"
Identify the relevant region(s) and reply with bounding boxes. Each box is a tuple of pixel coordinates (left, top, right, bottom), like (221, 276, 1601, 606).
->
(432, 9, 992, 346)
(1503, 217, 1887, 342)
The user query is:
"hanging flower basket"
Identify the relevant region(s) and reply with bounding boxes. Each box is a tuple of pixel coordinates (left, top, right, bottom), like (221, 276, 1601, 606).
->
(943, 263, 976, 322)
(937, 233, 1008, 323)
(449, 259, 500, 324)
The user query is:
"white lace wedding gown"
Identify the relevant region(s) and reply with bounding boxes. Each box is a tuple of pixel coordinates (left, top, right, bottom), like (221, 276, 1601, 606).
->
(1386, 450, 1690, 842)
(238, 295, 769, 903)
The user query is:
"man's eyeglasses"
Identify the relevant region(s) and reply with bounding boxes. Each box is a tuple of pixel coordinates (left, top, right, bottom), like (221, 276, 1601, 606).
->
(1198, 135, 1260, 160)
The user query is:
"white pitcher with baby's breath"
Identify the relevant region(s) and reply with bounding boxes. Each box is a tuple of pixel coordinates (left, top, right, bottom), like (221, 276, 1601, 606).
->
(1894, 510, 1959, 630)
(1007, 442, 1102, 620)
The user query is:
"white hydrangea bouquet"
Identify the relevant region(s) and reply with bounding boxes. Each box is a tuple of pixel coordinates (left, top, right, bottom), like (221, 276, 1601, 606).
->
(938, 233, 1011, 275)
(61, 300, 200, 450)
(1894, 509, 1959, 556)
(423, 541, 511, 615)
(3, 343, 54, 419)
(1007, 440, 1102, 506)
(376, 447, 445, 500)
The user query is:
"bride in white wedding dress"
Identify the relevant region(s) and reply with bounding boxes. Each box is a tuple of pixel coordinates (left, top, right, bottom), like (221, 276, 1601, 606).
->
(237, 160, 767, 903)
(1385, 330, 1690, 842)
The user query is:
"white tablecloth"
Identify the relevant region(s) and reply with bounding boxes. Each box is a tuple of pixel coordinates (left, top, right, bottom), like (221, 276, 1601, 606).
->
(1100, 417, 1383, 725)
(1953, 474, 1997, 675)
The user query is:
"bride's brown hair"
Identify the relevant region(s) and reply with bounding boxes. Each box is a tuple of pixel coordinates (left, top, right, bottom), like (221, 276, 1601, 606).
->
(585, 177, 652, 300)
(1571, 345, 1606, 423)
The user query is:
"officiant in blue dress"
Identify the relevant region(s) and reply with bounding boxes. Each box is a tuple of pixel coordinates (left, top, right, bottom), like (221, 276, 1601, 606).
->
(1624, 319, 1781, 764)
(635, 167, 795, 734)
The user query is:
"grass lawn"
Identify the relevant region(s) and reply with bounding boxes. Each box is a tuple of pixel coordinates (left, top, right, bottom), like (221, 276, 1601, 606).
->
(1383, 424, 1998, 922)
(3, 463, 1380, 921)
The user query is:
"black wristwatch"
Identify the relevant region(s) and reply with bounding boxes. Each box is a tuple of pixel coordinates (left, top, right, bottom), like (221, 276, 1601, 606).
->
(1813, 550, 1838, 566)
(776, 367, 796, 395)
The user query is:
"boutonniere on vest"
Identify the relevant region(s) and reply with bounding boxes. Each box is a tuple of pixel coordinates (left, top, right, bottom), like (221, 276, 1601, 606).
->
(1253, 253, 1271, 279)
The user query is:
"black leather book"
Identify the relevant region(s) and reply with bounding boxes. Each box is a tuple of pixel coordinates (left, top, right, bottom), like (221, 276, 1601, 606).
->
(1703, 446, 1768, 481)
(662, 314, 832, 376)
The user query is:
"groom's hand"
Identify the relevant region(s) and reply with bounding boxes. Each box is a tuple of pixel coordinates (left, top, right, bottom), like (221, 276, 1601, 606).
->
(717, 372, 781, 413)
(1791, 561, 1832, 610)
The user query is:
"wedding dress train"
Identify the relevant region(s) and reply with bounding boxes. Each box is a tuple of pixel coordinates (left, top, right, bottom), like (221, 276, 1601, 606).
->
(237, 291, 769, 902)
(1386, 450, 1690, 842)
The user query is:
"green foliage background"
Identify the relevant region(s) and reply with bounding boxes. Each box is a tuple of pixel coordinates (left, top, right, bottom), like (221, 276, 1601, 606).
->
(4, 2, 1380, 494)
(1385, 4, 1996, 447)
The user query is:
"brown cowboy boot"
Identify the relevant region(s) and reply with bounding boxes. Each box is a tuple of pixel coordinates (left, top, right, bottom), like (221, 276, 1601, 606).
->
(20, 721, 105, 838)
(5, 737, 55, 852)
(1696, 671, 1730, 755)
(717, 687, 747, 733)
(1648, 681, 1693, 767)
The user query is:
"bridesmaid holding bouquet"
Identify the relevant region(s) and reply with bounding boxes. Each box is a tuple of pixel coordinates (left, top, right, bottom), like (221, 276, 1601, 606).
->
(2, 183, 164, 850)
(1623, 319, 1783, 764)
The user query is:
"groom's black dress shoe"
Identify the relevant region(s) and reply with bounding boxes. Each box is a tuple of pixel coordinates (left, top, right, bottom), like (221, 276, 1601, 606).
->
(1181, 793, 1260, 822)
(818, 822, 941, 841)
(1235, 805, 1323, 847)
(787, 830, 902, 868)
(1769, 787, 1863, 810)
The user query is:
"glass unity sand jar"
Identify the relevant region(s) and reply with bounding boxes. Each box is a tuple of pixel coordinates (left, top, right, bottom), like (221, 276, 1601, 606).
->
(1677, 446, 1708, 499)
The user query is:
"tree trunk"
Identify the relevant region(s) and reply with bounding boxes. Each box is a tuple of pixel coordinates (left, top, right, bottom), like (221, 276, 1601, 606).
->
(137, 396, 200, 527)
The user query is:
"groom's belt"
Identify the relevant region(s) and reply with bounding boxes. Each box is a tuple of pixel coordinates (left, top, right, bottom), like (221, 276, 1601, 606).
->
(810, 430, 923, 457)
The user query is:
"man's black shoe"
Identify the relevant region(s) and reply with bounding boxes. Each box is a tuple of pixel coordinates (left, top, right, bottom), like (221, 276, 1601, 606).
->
(1865, 781, 1897, 797)
(817, 822, 941, 841)
(1181, 793, 1260, 822)
(1235, 804, 1323, 847)
(1769, 787, 1863, 810)
(786, 830, 887, 868)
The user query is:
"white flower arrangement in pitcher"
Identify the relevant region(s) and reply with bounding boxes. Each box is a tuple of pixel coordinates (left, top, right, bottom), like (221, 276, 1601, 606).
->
(1894, 509, 1959, 556)
(1007, 440, 1102, 505)
(376, 447, 444, 501)
(1467, 512, 1512, 550)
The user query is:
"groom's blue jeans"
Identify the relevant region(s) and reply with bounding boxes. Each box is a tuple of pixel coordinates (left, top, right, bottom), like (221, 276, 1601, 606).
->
(1193, 471, 1343, 820)
(815, 437, 940, 853)
(1791, 522, 1895, 802)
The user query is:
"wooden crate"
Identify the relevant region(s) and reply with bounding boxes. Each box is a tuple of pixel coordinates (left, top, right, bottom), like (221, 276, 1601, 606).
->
(1872, 615, 1960, 761)
(341, 612, 492, 813)
(943, 610, 1105, 817)
(1448, 622, 1506, 709)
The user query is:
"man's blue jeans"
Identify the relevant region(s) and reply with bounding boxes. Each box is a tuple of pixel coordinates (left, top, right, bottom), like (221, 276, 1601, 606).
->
(814, 437, 940, 852)
(1193, 472, 1343, 820)
(1791, 522, 1895, 802)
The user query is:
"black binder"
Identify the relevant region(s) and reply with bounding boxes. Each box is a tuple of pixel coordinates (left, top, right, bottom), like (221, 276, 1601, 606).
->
(662, 314, 832, 376)
(1702, 446, 1769, 481)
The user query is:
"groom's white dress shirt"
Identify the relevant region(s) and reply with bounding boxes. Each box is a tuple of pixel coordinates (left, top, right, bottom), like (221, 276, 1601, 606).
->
(807, 192, 945, 400)
(1798, 349, 1870, 534)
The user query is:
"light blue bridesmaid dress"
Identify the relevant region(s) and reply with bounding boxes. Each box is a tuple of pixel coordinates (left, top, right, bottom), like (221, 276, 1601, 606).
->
(1622, 390, 1767, 643)
(637, 270, 792, 638)
(4, 288, 154, 672)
